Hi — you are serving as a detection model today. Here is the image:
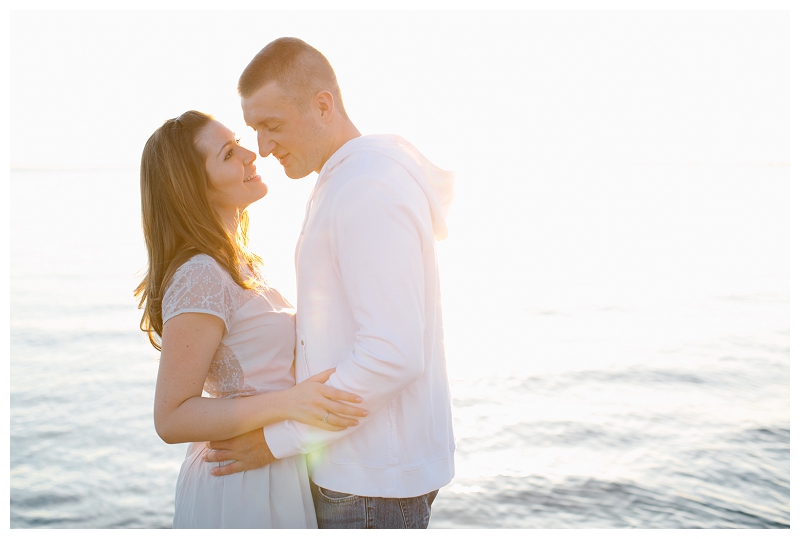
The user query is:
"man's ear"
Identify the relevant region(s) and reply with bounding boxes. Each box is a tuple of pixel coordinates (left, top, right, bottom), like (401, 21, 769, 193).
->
(314, 91, 335, 122)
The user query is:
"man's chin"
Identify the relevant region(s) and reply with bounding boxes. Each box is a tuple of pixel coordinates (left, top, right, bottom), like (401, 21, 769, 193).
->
(285, 167, 314, 180)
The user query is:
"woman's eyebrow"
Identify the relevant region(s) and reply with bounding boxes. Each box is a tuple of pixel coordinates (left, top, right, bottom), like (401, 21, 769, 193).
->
(217, 134, 237, 157)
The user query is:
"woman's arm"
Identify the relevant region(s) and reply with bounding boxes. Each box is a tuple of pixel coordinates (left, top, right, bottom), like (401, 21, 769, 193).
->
(153, 312, 366, 444)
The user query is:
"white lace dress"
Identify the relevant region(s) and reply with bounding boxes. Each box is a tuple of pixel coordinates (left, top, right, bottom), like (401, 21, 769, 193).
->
(162, 254, 317, 529)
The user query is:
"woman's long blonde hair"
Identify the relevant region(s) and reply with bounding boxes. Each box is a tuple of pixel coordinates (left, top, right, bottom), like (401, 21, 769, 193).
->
(135, 110, 262, 350)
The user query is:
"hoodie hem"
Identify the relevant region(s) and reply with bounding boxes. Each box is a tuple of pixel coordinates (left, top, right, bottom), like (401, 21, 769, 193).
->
(310, 452, 456, 499)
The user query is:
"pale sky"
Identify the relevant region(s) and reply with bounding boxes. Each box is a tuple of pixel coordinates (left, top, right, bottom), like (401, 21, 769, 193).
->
(9, 10, 792, 338)
(10, 10, 789, 172)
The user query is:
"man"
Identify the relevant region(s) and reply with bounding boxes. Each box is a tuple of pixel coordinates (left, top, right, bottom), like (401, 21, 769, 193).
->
(205, 37, 455, 529)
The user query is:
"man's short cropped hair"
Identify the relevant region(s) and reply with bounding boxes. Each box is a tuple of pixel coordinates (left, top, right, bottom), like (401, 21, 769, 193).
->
(238, 37, 347, 118)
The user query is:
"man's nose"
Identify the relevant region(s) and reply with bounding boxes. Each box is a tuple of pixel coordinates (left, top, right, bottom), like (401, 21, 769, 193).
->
(257, 131, 276, 158)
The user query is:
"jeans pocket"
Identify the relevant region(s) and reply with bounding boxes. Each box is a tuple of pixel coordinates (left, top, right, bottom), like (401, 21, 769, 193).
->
(398, 490, 437, 529)
(318, 485, 359, 503)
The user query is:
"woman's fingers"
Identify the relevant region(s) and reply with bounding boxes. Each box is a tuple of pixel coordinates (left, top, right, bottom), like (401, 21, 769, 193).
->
(325, 400, 368, 418)
(323, 413, 358, 428)
(305, 368, 336, 384)
(317, 416, 348, 431)
(292, 369, 367, 429)
(316, 386, 368, 417)
(320, 385, 363, 404)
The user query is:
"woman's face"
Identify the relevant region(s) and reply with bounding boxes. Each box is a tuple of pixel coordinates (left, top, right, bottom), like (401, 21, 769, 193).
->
(195, 120, 267, 220)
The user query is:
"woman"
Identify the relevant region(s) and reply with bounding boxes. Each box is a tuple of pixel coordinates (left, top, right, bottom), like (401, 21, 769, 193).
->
(135, 110, 366, 528)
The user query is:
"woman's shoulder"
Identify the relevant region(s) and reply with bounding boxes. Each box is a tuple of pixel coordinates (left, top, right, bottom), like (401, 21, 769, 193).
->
(168, 254, 235, 292)
(178, 253, 228, 276)
(162, 254, 240, 325)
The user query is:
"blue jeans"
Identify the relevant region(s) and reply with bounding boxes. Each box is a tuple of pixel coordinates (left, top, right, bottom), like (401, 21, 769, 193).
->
(310, 480, 438, 529)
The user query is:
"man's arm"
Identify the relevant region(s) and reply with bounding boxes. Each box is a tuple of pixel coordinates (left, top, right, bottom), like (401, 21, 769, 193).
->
(207, 171, 429, 474)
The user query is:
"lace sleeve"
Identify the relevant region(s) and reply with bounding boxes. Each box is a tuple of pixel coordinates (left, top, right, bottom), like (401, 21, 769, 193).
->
(162, 255, 235, 332)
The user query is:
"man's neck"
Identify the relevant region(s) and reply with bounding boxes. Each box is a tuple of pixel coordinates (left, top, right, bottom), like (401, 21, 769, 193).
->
(317, 119, 362, 173)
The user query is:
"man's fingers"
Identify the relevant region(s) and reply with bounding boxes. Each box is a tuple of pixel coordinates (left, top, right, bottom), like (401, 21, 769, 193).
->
(204, 449, 233, 463)
(206, 439, 233, 451)
(210, 461, 244, 477)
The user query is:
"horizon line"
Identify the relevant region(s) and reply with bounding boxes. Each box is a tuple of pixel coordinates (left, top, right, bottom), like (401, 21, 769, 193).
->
(9, 161, 790, 171)
(10, 165, 140, 171)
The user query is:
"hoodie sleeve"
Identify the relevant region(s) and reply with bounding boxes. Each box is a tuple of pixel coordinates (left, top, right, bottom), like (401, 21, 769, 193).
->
(262, 160, 430, 458)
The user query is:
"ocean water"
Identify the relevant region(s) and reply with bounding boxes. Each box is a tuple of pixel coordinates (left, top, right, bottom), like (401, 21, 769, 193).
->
(10, 165, 789, 528)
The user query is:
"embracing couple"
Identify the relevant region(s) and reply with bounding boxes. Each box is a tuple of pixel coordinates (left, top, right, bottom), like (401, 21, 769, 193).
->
(135, 37, 456, 529)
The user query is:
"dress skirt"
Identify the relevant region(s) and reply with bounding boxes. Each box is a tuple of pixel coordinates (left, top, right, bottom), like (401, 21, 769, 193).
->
(173, 442, 318, 529)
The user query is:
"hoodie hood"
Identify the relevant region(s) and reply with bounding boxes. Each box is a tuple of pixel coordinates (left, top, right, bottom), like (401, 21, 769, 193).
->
(319, 134, 455, 240)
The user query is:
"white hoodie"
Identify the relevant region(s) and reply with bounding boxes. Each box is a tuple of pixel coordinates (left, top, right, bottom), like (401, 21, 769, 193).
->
(262, 135, 456, 498)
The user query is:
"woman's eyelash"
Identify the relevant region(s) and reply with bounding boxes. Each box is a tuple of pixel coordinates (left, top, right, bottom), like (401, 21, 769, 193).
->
(224, 139, 241, 159)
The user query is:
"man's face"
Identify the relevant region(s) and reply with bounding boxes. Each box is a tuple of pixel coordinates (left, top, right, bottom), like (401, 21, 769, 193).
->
(241, 81, 326, 180)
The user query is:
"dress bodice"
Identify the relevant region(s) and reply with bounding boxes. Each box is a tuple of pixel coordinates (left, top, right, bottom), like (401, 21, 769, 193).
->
(162, 254, 296, 398)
